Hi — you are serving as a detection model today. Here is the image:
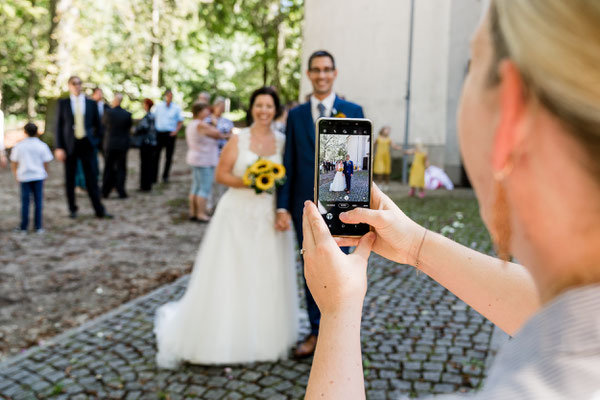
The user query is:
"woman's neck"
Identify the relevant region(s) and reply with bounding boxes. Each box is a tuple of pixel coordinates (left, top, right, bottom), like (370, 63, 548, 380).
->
(251, 123, 271, 136)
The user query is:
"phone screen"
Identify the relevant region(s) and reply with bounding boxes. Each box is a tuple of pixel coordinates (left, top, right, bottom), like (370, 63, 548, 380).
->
(315, 118, 372, 237)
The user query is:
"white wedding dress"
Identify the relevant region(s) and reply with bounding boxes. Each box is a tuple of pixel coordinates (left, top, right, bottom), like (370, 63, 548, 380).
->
(330, 164, 346, 191)
(154, 128, 299, 368)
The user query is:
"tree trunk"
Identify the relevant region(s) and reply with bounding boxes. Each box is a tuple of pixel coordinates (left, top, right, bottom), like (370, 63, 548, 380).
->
(273, 20, 283, 94)
(151, 0, 161, 88)
(47, 0, 59, 56)
(27, 70, 37, 118)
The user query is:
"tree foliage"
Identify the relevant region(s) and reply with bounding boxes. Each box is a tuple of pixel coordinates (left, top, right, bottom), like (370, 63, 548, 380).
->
(0, 0, 303, 120)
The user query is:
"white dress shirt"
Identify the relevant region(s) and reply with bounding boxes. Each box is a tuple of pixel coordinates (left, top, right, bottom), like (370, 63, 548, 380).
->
(97, 100, 105, 118)
(70, 94, 86, 116)
(310, 92, 336, 123)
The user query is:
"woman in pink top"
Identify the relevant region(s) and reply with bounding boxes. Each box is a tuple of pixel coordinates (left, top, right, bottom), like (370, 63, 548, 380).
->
(186, 102, 229, 222)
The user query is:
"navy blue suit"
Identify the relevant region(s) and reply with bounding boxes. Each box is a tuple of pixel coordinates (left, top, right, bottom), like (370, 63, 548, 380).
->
(343, 160, 354, 191)
(277, 96, 364, 335)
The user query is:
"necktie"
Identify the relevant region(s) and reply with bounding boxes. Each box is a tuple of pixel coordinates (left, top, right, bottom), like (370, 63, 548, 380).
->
(318, 103, 326, 118)
(74, 99, 85, 139)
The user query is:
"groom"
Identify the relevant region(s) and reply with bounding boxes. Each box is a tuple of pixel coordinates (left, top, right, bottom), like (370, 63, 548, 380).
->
(276, 50, 364, 358)
(343, 154, 354, 194)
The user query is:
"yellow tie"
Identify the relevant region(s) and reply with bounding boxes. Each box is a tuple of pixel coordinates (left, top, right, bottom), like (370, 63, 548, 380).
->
(74, 99, 85, 139)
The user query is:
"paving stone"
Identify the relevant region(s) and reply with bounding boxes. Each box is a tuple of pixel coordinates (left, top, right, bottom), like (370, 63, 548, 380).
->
(408, 352, 427, 361)
(203, 388, 227, 399)
(423, 371, 442, 382)
(423, 362, 444, 372)
(257, 375, 282, 387)
(442, 373, 463, 385)
(402, 361, 421, 371)
(390, 379, 412, 390)
(239, 383, 261, 395)
(366, 390, 387, 400)
(414, 381, 432, 391)
(433, 383, 457, 393)
(240, 371, 263, 382)
(186, 384, 207, 396)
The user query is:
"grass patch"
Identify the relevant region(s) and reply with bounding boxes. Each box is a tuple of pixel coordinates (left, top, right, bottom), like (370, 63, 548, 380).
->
(392, 194, 493, 255)
(51, 382, 64, 395)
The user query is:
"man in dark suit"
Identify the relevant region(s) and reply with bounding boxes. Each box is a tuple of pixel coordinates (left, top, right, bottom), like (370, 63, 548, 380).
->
(54, 76, 110, 219)
(343, 155, 354, 193)
(276, 50, 365, 358)
(102, 93, 132, 199)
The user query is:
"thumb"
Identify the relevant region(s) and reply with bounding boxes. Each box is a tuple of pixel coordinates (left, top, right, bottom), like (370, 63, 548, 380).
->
(352, 232, 375, 261)
(340, 207, 384, 227)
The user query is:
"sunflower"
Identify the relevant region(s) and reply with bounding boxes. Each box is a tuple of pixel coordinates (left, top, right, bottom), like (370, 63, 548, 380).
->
(243, 169, 253, 186)
(250, 159, 273, 174)
(271, 163, 286, 180)
(255, 172, 275, 191)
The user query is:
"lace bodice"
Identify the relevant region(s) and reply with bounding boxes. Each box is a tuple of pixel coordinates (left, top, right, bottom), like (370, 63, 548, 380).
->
(232, 127, 286, 178)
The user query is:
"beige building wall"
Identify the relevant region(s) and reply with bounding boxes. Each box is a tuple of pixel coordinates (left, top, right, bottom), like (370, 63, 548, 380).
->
(300, 0, 485, 183)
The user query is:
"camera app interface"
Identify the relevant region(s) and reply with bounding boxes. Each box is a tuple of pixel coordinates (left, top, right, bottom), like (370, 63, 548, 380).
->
(317, 120, 371, 236)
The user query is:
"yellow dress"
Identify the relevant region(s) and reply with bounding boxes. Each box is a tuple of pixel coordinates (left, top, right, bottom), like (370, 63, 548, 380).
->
(373, 136, 392, 175)
(409, 151, 427, 188)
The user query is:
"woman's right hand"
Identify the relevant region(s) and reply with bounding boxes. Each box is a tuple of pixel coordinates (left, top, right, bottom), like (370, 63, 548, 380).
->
(337, 184, 425, 266)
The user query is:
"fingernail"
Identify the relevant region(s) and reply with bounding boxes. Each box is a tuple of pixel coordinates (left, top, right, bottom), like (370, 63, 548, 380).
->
(304, 200, 310, 207)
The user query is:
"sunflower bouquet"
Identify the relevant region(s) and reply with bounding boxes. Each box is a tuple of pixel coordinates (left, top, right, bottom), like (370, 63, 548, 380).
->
(243, 158, 286, 194)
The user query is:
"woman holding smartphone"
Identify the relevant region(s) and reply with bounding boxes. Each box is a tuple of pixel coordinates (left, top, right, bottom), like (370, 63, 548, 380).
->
(302, 1, 600, 398)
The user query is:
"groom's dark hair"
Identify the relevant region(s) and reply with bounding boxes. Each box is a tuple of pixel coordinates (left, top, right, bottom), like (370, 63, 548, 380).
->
(308, 50, 336, 70)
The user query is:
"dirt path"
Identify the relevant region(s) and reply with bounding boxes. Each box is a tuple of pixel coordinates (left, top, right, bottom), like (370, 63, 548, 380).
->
(0, 139, 206, 361)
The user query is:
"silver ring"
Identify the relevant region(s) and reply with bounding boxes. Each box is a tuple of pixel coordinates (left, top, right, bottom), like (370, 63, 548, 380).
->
(300, 248, 306, 255)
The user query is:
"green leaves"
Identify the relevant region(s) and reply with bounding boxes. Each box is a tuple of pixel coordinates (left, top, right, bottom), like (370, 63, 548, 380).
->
(1, 0, 304, 120)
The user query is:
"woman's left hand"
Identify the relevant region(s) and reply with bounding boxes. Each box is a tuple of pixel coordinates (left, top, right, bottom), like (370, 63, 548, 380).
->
(302, 201, 375, 315)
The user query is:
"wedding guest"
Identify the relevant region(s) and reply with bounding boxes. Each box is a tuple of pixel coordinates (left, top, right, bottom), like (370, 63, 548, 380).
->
(197, 91, 211, 104)
(10, 123, 53, 234)
(91, 87, 108, 172)
(155, 87, 298, 367)
(207, 96, 233, 154)
(101, 93, 132, 199)
(207, 96, 234, 211)
(276, 50, 364, 358)
(303, 1, 600, 398)
(373, 126, 402, 190)
(153, 89, 183, 183)
(54, 76, 110, 219)
(187, 102, 229, 222)
(134, 98, 158, 192)
(73, 87, 106, 191)
(406, 140, 428, 198)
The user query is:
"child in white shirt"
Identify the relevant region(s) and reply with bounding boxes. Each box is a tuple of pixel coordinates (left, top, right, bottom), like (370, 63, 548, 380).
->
(10, 123, 53, 233)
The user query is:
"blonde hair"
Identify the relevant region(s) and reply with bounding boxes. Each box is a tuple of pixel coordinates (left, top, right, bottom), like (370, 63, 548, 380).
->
(489, 0, 600, 178)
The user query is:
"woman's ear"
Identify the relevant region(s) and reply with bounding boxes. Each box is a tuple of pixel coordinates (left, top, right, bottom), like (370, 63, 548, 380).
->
(492, 60, 528, 172)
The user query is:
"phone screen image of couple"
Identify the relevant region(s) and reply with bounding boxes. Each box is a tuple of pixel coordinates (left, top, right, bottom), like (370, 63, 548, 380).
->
(317, 123, 371, 236)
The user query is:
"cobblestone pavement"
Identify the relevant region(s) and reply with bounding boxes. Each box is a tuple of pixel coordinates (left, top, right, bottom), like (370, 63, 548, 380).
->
(318, 170, 370, 203)
(0, 255, 507, 399)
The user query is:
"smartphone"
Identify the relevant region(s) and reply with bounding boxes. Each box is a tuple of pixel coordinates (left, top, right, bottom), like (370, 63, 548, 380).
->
(314, 117, 373, 237)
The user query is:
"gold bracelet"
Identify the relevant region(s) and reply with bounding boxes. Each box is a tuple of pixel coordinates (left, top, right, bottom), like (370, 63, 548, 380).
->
(414, 228, 428, 271)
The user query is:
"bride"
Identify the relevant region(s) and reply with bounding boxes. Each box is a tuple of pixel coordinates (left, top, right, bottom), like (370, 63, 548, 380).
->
(329, 160, 346, 192)
(154, 87, 298, 367)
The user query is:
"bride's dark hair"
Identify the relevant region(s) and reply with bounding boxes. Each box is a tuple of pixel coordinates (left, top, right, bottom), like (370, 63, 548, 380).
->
(246, 86, 282, 126)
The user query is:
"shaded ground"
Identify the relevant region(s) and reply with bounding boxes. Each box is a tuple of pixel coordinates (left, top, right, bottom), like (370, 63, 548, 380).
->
(0, 138, 203, 361)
